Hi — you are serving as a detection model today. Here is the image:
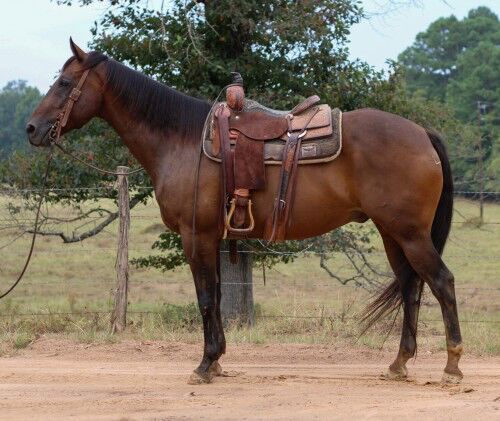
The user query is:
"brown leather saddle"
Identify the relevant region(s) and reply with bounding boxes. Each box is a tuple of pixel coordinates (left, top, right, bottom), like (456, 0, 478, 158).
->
(211, 73, 335, 242)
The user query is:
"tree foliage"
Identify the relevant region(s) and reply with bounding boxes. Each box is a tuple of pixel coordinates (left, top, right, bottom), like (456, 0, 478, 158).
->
(55, 0, 403, 111)
(0, 81, 42, 157)
(399, 7, 500, 192)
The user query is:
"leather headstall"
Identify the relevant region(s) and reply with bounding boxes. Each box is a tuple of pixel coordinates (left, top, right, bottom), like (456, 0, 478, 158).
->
(49, 69, 90, 145)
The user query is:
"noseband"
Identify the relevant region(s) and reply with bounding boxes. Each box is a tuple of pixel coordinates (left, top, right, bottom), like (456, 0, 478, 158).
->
(48, 69, 90, 145)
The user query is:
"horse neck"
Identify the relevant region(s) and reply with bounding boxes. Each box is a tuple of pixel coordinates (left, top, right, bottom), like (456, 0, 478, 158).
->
(99, 93, 199, 186)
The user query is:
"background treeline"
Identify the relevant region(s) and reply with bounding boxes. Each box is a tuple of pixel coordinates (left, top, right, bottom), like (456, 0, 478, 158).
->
(399, 6, 499, 193)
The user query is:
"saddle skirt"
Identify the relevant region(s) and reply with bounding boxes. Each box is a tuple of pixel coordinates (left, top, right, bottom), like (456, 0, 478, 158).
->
(203, 99, 342, 165)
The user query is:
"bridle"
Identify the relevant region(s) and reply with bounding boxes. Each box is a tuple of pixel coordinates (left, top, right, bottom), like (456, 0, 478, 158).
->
(47, 67, 143, 176)
(48, 69, 90, 145)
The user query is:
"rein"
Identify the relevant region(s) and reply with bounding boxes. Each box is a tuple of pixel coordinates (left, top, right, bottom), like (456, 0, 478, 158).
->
(191, 85, 229, 258)
(54, 143, 143, 176)
(0, 65, 144, 298)
(0, 151, 53, 299)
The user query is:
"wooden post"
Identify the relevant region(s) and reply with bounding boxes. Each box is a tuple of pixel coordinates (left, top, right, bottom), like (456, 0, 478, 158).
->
(477, 101, 485, 223)
(220, 241, 254, 326)
(111, 166, 130, 333)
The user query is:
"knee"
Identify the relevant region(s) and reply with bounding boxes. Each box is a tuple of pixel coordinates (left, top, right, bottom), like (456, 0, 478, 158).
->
(198, 302, 215, 317)
(430, 268, 455, 300)
(197, 290, 217, 316)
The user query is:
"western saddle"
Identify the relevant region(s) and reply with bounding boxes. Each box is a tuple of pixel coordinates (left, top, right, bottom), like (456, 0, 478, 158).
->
(212, 73, 333, 243)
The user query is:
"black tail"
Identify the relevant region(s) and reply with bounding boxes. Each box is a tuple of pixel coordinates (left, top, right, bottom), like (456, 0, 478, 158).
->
(426, 129, 454, 255)
(361, 129, 454, 329)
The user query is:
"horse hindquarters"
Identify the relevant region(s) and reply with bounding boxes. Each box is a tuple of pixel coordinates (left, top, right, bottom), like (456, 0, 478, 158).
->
(356, 117, 461, 383)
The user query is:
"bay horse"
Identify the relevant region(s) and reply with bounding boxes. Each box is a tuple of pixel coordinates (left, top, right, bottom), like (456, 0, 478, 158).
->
(27, 39, 463, 385)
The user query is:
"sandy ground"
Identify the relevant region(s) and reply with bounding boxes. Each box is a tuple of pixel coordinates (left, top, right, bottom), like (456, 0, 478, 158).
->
(0, 338, 498, 420)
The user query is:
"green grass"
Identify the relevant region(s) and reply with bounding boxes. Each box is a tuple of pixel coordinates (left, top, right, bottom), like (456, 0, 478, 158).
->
(0, 195, 498, 355)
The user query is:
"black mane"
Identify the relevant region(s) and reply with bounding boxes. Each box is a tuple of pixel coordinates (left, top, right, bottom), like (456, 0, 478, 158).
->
(69, 52, 211, 138)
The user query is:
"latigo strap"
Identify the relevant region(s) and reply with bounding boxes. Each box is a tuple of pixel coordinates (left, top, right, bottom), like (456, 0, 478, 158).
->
(264, 109, 319, 242)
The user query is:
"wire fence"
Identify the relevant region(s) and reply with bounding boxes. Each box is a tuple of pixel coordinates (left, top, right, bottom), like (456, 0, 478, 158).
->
(0, 310, 498, 324)
(0, 185, 498, 327)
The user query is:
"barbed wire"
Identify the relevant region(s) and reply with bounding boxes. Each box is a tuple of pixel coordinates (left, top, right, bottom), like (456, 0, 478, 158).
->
(455, 191, 500, 195)
(0, 185, 498, 194)
(3, 216, 500, 223)
(0, 247, 497, 260)
(0, 186, 155, 194)
(4, 278, 499, 291)
(0, 309, 497, 324)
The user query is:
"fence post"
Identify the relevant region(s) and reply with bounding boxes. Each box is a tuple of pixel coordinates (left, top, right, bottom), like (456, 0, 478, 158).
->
(220, 241, 254, 326)
(111, 166, 130, 333)
(477, 101, 485, 223)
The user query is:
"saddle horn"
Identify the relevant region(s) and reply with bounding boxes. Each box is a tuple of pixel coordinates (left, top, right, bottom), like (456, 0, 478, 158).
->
(227, 72, 245, 111)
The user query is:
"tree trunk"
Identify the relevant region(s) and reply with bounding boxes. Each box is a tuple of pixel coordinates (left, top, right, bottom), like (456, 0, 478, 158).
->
(220, 242, 254, 326)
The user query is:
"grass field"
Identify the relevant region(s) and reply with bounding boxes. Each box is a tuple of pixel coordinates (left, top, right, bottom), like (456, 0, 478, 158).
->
(0, 194, 498, 355)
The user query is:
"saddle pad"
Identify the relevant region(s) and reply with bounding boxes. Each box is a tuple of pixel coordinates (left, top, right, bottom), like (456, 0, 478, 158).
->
(203, 101, 342, 165)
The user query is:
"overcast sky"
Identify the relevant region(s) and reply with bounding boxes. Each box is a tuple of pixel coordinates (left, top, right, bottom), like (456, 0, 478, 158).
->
(1, 0, 498, 93)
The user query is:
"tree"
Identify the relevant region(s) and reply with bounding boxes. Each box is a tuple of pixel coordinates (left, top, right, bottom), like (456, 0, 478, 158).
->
(399, 7, 499, 102)
(398, 7, 500, 193)
(0, 81, 42, 157)
(4, 0, 461, 298)
(58, 0, 402, 111)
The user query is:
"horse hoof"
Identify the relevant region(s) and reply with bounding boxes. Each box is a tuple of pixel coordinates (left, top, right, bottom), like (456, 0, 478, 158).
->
(187, 370, 213, 385)
(384, 365, 408, 380)
(441, 370, 463, 384)
(209, 361, 223, 376)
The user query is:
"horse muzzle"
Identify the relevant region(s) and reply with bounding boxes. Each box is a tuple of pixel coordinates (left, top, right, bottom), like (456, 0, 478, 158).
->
(26, 120, 53, 147)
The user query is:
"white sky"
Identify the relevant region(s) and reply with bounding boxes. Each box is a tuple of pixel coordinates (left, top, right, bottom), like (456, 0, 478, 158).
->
(0, 0, 499, 93)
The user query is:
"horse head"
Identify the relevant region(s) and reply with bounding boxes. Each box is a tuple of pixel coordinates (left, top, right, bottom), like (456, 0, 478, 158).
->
(26, 38, 106, 147)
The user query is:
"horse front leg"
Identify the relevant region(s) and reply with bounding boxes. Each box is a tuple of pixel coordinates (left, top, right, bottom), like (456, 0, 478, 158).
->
(182, 233, 226, 384)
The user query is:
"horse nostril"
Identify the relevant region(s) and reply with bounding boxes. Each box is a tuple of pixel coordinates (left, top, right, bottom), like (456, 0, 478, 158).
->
(26, 123, 36, 135)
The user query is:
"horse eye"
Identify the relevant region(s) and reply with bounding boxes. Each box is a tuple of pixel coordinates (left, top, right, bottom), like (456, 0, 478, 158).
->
(59, 79, 71, 87)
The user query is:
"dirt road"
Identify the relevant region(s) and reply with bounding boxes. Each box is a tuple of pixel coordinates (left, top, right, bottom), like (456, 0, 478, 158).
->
(0, 338, 498, 420)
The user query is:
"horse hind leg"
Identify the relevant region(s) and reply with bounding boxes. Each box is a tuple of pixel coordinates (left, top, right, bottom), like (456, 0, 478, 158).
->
(378, 229, 423, 380)
(398, 235, 463, 383)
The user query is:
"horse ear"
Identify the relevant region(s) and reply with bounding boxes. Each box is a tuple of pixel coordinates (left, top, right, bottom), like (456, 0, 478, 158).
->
(69, 37, 87, 62)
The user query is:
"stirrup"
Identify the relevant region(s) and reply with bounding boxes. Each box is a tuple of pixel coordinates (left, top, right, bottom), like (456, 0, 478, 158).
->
(223, 198, 255, 238)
